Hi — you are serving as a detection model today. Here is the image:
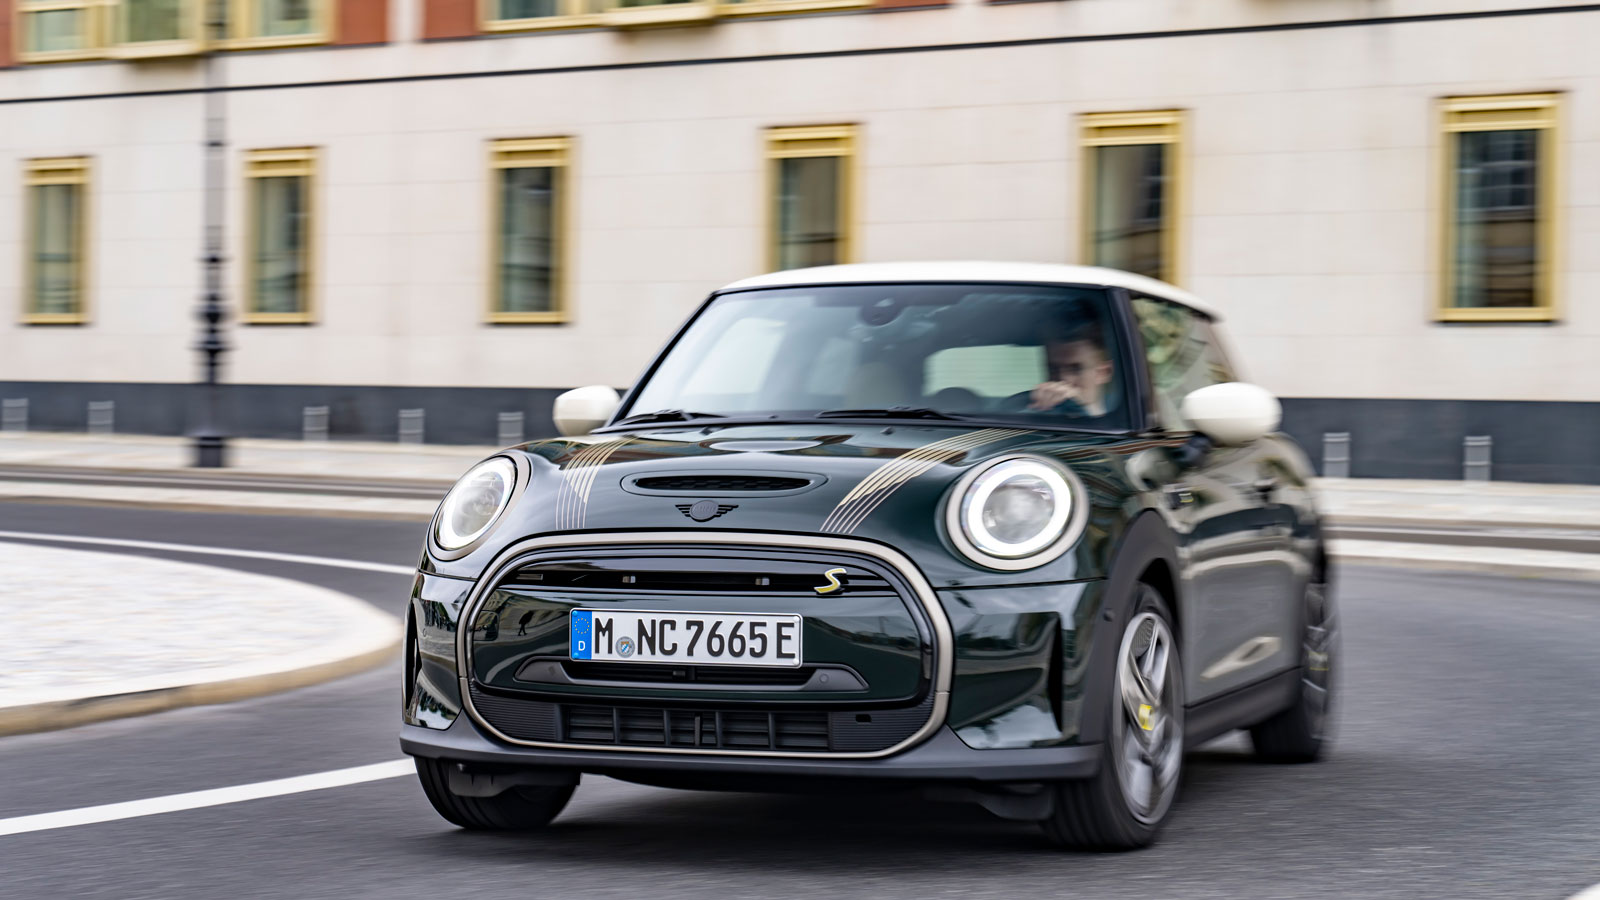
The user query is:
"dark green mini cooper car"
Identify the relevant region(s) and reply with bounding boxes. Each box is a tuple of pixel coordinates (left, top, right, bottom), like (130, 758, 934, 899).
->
(401, 262, 1335, 850)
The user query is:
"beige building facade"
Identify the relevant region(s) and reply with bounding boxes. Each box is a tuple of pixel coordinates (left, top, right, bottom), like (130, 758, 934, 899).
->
(2, 0, 1597, 480)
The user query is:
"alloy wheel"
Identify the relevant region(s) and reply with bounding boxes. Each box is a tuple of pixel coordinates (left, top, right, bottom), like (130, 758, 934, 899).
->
(1301, 581, 1335, 740)
(1111, 606, 1183, 825)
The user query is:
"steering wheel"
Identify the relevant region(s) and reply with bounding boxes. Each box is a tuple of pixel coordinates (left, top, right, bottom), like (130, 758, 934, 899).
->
(927, 387, 984, 413)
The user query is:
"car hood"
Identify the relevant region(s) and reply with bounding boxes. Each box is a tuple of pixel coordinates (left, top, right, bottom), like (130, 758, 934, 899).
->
(429, 422, 1149, 588)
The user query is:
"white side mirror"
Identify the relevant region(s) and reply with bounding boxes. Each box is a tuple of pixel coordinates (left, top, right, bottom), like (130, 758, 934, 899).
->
(1180, 382, 1282, 446)
(553, 386, 621, 437)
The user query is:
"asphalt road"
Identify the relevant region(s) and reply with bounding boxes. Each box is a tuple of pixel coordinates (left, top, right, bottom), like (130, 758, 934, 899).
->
(2, 500, 1598, 899)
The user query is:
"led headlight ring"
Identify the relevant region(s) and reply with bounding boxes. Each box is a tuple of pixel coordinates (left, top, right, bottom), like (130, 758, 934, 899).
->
(432, 456, 520, 555)
(945, 454, 1089, 571)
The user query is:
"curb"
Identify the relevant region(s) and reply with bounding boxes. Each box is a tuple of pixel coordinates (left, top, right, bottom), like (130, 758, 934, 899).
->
(0, 637, 400, 738)
(0, 539, 407, 738)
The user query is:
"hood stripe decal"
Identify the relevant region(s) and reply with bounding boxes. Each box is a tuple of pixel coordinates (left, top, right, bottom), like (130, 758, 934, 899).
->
(556, 438, 632, 530)
(820, 428, 1033, 535)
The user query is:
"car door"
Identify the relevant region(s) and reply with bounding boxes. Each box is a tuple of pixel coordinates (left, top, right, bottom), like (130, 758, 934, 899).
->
(1129, 294, 1299, 704)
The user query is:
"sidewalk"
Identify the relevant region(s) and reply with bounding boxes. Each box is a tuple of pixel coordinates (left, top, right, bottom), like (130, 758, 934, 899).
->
(0, 540, 402, 737)
(0, 432, 489, 484)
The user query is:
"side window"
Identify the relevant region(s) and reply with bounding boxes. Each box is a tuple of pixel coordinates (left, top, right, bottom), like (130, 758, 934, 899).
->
(1131, 295, 1234, 430)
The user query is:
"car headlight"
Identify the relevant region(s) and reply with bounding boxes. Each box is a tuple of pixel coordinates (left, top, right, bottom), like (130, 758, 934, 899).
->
(945, 455, 1087, 570)
(434, 457, 518, 552)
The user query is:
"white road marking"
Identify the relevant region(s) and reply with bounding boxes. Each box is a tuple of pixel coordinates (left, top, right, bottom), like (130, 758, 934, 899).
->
(0, 531, 414, 575)
(0, 760, 415, 837)
(1567, 884, 1600, 900)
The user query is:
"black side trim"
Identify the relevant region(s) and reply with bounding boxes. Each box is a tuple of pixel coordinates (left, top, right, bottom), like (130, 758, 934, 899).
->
(9, 5, 1597, 107)
(1184, 667, 1299, 747)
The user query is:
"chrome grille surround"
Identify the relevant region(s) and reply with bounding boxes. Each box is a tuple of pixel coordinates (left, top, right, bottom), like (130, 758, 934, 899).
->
(454, 531, 953, 759)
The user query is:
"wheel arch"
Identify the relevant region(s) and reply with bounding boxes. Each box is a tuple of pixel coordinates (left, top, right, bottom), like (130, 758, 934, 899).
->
(1077, 509, 1184, 745)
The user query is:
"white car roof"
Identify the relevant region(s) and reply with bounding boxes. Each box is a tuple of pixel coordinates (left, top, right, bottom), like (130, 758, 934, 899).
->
(718, 261, 1223, 321)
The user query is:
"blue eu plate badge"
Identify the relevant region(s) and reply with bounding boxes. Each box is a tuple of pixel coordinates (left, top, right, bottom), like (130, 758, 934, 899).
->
(569, 609, 593, 660)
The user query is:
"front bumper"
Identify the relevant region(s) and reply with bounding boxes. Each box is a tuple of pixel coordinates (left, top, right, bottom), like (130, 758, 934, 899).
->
(406, 531, 1109, 764)
(402, 714, 1101, 783)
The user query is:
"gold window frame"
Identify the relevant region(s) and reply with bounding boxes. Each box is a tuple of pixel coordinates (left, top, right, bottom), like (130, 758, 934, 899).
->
(243, 147, 318, 325)
(1437, 93, 1560, 323)
(766, 124, 856, 273)
(488, 137, 573, 325)
(22, 157, 91, 325)
(225, 0, 333, 49)
(480, 0, 602, 32)
(481, 0, 864, 34)
(1079, 110, 1185, 286)
(105, 0, 206, 58)
(16, 0, 103, 63)
(720, 0, 867, 17)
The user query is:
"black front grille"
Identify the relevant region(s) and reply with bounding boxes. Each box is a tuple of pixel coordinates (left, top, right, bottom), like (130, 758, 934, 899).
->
(562, 661, 817, 687)
(468, 685, 935, 754)
(633, 475, 813, 493)
(564, 705, 830, 751)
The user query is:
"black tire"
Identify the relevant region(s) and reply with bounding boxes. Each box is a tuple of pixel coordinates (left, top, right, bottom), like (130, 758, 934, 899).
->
(414, 758, 576, 831)
(1250, 575, 1335, 763)
(1042, 583, 1183, 851)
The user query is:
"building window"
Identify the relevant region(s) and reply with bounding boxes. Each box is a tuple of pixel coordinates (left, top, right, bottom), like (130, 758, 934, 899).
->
(489, 138, 571, 324)
(767, 125, 854, 272)
(480, 0, 862, 30)
(23, 158, 90, 325)
(1081, 110, 1184, 285)
(1440, 94, 1559, 322)
(229, 0, 330, 45)
(17, 0, 100, 61)
(16, 0, 327, 60)
(244, 148, 316, 324)
(109, 0, 204, 56)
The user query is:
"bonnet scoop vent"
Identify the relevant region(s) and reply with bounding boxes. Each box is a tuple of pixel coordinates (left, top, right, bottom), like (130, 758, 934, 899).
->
(623, 472, 824, 496)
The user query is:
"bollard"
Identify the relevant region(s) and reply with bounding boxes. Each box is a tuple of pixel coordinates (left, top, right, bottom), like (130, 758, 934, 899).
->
(498, 411, 525, 447)
(1322, 432, 1351, 479)
(87, 401, 114, 435)
(1464, 435, 1492, 482)
(399, 408, 425, 445)
(303, 406, 330, 442)
(1, 398, 26, 434)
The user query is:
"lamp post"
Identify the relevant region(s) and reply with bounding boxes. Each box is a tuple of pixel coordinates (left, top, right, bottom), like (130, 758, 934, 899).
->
(192, 0, 229, 468)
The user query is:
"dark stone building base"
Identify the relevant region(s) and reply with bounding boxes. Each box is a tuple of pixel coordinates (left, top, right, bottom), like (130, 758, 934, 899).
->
(1, 382, 1595, 484)
(0, 381, 569, 447)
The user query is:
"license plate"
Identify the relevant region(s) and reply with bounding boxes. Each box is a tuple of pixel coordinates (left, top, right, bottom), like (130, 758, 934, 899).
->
(570, 610, 802, 667)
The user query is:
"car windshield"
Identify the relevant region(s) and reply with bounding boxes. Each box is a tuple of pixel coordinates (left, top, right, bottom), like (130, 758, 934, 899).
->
(624, 283, 1132, 430)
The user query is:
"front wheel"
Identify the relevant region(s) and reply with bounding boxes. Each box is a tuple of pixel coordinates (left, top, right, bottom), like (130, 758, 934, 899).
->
(1250, 575, 1336, 763)
(414, 758, 575, 831)
(1042, 584, 1184, 851)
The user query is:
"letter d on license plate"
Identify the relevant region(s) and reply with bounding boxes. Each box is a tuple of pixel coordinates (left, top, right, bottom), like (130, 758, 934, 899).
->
(570, 609, 802, 668)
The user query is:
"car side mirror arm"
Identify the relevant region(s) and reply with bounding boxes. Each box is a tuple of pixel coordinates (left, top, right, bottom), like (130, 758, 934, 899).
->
(1171, 433, 1213, 471)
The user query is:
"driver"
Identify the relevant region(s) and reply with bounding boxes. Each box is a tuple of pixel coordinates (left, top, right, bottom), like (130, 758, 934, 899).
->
(1029, 323, 1113, 416)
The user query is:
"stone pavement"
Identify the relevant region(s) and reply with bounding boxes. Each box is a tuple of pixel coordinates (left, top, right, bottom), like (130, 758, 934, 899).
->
(0, 432, 490, 484)
(0, 540, 402, 736)
(1317, 478, 1600, 529)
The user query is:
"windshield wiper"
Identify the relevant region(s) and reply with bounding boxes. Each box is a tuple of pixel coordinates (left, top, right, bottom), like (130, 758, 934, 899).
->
(813, 407, 972, 421)
(610, 409, 728, 427)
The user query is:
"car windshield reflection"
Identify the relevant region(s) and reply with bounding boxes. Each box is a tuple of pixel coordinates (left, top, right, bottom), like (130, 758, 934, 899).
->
(622, 283, 1131, 431)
